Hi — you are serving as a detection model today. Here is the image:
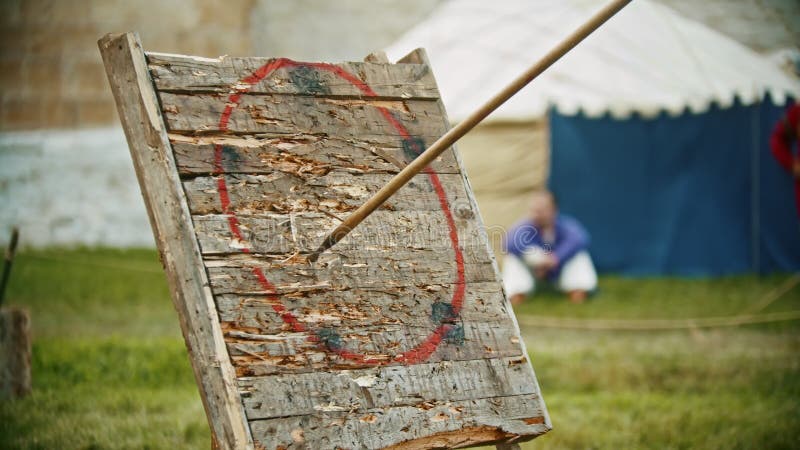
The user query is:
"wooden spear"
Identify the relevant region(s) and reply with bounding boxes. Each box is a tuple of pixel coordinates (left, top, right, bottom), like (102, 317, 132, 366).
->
(308, 0, 632, 262)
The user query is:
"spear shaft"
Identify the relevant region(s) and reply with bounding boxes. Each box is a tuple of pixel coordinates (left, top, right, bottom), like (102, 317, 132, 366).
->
(309, 0, 632, 261)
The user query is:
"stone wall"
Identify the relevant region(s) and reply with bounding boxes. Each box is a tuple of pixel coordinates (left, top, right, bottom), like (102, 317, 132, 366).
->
(249, 0, 442, 62)
(0, 0, 440, 132)
(2, 0, 795, 132)
(0, 0, 256, 131)
(659, 0, 800, 54)
(0, 0, 443, 247)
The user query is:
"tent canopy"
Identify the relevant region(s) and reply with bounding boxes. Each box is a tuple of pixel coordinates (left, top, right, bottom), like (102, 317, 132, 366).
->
(550, 99, 800, 275)
(386, 0, 800, 121)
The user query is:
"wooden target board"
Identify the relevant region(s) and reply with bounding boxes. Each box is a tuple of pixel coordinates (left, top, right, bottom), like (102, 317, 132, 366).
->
(100, 32, 550, 450)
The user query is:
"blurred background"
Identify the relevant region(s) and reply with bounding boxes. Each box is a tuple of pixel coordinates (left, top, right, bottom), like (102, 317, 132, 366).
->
(1, 0, 799, 448)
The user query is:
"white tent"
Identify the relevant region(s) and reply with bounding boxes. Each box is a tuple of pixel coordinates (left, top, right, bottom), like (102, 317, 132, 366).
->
(385, 0, 800, 255)
(386, 0, 800, 120)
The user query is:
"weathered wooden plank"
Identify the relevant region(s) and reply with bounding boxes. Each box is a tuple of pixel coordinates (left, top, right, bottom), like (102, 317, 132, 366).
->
(0, 307, 31, 399)
(247, 394, 548, 449)
(168, 134, 461, 175)
(183, 172, 471, 216)
(147, 52, 440, 99)
(225, 319, 523, 377)
(192, 210, 484, 255)
(238, 356, 537, 420)
(203, 249, 495, 295)
(226, 319, 525, 377)
(216, 281, 508, 335)
(98, 33, 253, 450)
(193, 213, 295, 255)
(159, 92, 447, 138)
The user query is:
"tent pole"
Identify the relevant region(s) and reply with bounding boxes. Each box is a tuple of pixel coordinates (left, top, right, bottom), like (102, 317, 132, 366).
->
(751, 98, 761, 274)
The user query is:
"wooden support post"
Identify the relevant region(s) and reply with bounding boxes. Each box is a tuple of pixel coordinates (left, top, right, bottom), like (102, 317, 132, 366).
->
(98, 32, 253, 449)
(0, 307, 31, 399)
(0, 228, 29, 399)
(0, 227, 19, 306)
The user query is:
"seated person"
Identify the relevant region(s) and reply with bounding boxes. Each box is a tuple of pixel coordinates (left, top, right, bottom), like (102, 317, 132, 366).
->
(502, 190, 597, 305)
(769, 102, 800, 217)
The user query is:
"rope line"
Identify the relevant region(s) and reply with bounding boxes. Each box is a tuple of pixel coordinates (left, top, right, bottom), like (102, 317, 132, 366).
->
(518, 310, 800, 331)
(517, 273, 800, 331)
(741, 273, 800, 314)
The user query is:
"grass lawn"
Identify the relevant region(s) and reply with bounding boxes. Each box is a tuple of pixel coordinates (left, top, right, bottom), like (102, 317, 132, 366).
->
(1, 248, 799, 449)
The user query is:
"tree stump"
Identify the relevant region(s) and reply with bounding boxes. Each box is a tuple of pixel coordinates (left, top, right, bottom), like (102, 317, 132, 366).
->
(0, 307, 31, 399)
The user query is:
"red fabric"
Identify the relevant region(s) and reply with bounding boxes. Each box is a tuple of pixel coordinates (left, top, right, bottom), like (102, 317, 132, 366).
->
(770, 103, 800, 217)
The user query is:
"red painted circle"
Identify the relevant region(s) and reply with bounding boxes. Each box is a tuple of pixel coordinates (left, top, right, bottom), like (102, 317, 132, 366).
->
(213, 58, 465, 365)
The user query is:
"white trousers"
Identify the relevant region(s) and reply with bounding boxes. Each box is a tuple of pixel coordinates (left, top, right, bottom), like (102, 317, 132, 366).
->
(502, 250, 598, 297)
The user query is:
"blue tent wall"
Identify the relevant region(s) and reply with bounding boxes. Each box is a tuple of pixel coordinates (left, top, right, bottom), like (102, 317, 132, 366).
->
(549, 98, 800, 276)
(757, 100, 800, 273)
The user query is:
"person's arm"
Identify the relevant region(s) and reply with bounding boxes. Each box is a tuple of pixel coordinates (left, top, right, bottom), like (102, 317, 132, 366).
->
(551, 217, 589, 269)
(770, 119, 795, 171)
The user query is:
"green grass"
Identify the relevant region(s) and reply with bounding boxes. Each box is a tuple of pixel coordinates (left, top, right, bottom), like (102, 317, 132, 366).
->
(0, 248, 208, 449)
(513, 274, 800, 320)
(521, 329, 800, 449)
(1, 248, 799, 449)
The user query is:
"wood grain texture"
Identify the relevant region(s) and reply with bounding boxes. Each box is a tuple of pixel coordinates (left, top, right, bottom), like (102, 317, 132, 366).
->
(203, 250, 495, 294)
(248, 394, 547, 449)
(147, 52, 439, 99)
(237, 356, 537, 420)
(192, 210, 484, 255)
(159, 92, 446, 138)
(169, 134, 460, 176)
(183, 172, 472, 216)
(227, 319, 526, 376)
(98, 33, 253, 450)
(215, 281, 508, 335)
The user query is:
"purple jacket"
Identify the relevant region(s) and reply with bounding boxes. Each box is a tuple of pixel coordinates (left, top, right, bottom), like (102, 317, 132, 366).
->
(504, 214, 590, 276)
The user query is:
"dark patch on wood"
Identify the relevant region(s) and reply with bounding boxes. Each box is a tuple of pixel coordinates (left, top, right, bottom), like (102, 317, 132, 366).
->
(220, 145, 241, 173)
(431, 301, 458, 324)
(402, 135, 427, 161)
(289, 66, 331, 95)
(444, 324, 465, 345)
(316, 327, 343, 351)
(169, 135, 462, 176)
